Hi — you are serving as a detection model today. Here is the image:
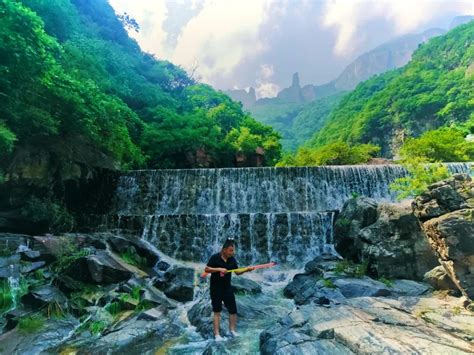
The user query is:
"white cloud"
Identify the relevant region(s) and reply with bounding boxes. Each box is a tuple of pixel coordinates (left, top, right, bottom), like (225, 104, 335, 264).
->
(323, 0, 473, 56)
(111, 0, 270, 84)
(260, 63, 274, 79)
(255, 82, 280, 98)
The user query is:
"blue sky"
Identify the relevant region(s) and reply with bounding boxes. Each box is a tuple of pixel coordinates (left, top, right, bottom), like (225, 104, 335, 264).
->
(110, 0, 473, 98)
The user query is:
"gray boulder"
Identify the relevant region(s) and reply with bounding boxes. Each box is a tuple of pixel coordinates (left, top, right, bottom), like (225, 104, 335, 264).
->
(232, 276, 262, 294)
(423, 265, 458, 292)
(413, 173, 474, 299)
(153, 266, 195, 302)
(21, 285, 68, 310)
(64, 250, 133, 285)
(333, 277, 392, 298)
(335, 198, 438, 280)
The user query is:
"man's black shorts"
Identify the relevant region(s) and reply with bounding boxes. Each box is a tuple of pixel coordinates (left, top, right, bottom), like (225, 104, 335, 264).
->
(210, 287, 237, 314)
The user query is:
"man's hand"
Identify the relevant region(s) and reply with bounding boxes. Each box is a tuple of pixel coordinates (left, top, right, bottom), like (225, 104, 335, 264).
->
(217, 268, 228, 274)
(246, 266, 255, 272)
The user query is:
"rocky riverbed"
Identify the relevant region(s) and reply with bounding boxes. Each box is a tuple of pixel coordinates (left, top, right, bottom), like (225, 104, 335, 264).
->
(0, 232, 473, 354)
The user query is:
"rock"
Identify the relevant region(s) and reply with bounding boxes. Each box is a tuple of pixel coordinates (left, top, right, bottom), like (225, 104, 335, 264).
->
(153, 266, 194, 302)
(390, 279, 431, 296)
(333, 277, 392, 298)
(106, 235, 159, 267)
(260, 297, 474, 354)
(20, 261, 45, 274)
(334, 197, 378, 260)
(187, 301, 216, 338)
(283, 273, 345, 305)
(413, 174, 474, 299)
(0, 254, 20, 279)
(413, 174, 473, 221)
(0, 317, 79, 354)
(424, 266, 459, 292)
(335, 198, 438, 280)
(21, 285, 68, 310)
(64, 250, 133, 285)
(137, 306, 167, 321)
(19, 249, 41, 261)
(231, 277, 262, 294)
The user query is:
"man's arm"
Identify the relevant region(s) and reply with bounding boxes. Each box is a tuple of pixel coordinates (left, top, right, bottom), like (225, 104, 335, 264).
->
(205, 266, 228, 274)
(235, 266, 254, 275)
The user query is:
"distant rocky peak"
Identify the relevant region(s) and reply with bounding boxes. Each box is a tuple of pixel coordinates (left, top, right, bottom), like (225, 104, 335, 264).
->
(291, 72, 300, 88)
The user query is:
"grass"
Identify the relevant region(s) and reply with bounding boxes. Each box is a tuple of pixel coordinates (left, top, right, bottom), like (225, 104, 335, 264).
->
(88, 320, 108, 335)
(0, 280, 14, 314)
(119, 247, 147, 268)
(18, 315, 44, 333)
(322, 278, 337, 289)
(334, 259, 368, 278)
(378, 277, 394, 288)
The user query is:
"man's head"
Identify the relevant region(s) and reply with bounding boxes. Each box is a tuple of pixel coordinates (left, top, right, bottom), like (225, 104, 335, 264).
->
(221, 238, 235, 258)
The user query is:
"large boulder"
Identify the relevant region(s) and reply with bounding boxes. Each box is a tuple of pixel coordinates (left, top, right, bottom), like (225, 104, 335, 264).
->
(334, 198, 438, 280)
(413, 173, 474, 299)
(153, 266, 195, 302)
(231, 276, 262, 295)
(423, 265, 459, 293)
(21, 285, 68, 310)
(64, 250, 133, 285)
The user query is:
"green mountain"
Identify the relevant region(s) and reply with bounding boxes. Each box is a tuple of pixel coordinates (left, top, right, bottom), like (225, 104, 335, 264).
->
(0, 0, 281, 175)
(310, 21, 474, 157)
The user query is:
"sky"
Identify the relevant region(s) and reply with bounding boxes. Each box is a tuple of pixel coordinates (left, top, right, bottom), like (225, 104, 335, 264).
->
(109, 0, 473, 98)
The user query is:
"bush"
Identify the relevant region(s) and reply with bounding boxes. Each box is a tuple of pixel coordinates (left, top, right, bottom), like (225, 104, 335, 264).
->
(391, 157, 451, 199)
(21, 197, 74, 232)
(277, 142, 380, 166)
(399, 127, 474, 162)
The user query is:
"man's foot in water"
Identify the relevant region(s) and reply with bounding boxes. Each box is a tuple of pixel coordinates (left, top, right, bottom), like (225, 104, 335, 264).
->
(214, 335, 225, 342)
(230, 330, 239, 337)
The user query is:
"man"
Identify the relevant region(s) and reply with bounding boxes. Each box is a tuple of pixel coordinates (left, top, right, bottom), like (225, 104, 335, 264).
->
(204, 238, 254, 341)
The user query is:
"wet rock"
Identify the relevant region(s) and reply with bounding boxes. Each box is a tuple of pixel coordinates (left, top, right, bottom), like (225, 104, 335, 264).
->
(19, 249, 41, 261)
(21, 285, 68, 310)
(0, 317, 79, 355)
(156, 260, 171, 271)
(153, 266, 194, 302)
(137, 306, 167, 321)
(64, 250, 133, 285)
(106, 235, 159, 267)
(231, 277, 262, 294)
(0, 254, 20, 279)
(20, 261, 45, 274)
(3, 309, 30, 331)
(187, 301, 216, 338)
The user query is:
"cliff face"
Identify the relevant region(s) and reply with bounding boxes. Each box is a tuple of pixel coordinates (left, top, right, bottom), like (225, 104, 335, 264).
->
(331, 28, 445, 91)
(413, 174, 474, 300)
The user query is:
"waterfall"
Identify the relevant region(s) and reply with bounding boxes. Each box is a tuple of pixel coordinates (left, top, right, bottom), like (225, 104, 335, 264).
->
(114, 163, 472, 264)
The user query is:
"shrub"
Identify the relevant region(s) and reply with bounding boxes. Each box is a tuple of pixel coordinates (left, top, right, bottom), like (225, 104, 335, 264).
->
(391, 157, 451, 199)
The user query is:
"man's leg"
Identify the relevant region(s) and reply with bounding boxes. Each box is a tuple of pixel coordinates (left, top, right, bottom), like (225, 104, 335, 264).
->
(229, 313, 237, 332)
(223, 288, 238, 333)
(213, 312, 221, 336)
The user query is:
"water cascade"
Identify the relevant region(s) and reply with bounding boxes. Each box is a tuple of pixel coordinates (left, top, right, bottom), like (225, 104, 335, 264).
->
(114, 163, 471, 264)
